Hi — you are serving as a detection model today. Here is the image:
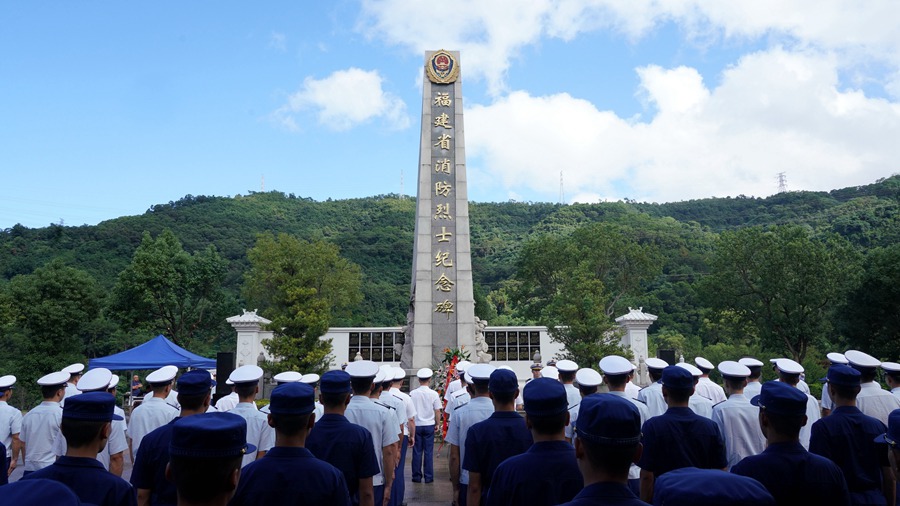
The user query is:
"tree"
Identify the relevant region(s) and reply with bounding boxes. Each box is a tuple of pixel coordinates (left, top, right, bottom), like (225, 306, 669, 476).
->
(837, 244, 900, 358)
(513, 223, 663, 367)
(109, 229, 232, 349)
(699, 226, 860, 362)
(242, 233, 362, 374)
(4, 260, 103, 406)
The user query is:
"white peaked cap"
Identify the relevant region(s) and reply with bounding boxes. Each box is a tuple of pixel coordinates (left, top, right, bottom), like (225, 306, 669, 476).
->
(675, 362, 702, 377)
(62, 363, 85, 375)
(346, 361, 379, 378)
(229, 365, 263, 384)
(456, 360, 472, 373)
(694, 357, 715, 370)
(771, 358, 804, 375)
(542, 366, 559, 380)
(374, 369, 387, 384)
(738, 357, 764, 367)
(556, 360, 579, 373)
(467, 364, 496, 382)
(464, 370, 474, 384)
(77, 368, 113, 392)
(645, 358, 669, 370)
(826, 353, 849, 365)
(300, 373, 321, 385)
(845, 350, 881, 368)
(0, 375, 15, 389)
(148, 365, 178, 384)
(881, 362, 900, 373)
(273, 371, 303, 383)
(392, 367, 406, 381)
(718, 361, 751, 378)
(109, 375, 119, 390)
(38, 371, 70, 387)
(599, 356, 635, 375)
(497, 365, 514, 371)
(416, 368, 434, 380)
(575, 368, 603, 388)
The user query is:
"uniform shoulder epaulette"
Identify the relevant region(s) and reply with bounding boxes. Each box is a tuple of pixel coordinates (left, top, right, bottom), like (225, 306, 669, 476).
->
(374, 401, 395, 410)
(632, 398, 647, 405)
(712, 400, 726, 408)
(392, 394, 404, 401)
(454, 402, 469, 411)
(568, 402, 580, 410)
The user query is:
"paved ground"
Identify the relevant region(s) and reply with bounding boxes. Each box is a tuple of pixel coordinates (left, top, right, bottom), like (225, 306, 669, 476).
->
(8, 439, 455, 505)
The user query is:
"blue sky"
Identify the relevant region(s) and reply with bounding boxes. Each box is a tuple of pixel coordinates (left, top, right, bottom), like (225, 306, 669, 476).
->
(2, 1, 899, 229)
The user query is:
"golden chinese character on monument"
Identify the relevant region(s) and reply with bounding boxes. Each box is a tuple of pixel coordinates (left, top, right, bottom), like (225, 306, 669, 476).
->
(434, 158, 452, 174)
(434, 274, 455, 292)
(435, 300, 455, 319)
(434, 203, 452, 220)
(434, 134, 452, 150)
(434, 251, 454, 268)
(434, 181, 452, 197)
(433, 92, 452, 107)
(435, 227, 452, 242)
(433, 113, 452, 129)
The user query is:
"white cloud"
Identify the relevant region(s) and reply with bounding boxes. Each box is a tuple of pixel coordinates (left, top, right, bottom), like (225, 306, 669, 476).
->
(274, 68, 409, 131)
(466, 48, 900, 203)
(269, 32, 287, 52)
(357, 0, 900, 95)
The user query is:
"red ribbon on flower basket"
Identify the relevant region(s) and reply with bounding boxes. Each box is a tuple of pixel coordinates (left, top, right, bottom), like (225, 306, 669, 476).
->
(441, 355, 459, 442)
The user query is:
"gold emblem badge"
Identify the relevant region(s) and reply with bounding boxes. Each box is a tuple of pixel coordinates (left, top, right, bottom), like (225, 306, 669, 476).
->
(426, 50, 459, 84)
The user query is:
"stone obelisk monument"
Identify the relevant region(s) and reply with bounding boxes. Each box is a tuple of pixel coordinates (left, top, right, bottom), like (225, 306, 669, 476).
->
(402, 50, 476, 369)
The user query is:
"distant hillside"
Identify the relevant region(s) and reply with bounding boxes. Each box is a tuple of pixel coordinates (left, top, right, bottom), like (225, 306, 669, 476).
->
(1, 175, 898, 329)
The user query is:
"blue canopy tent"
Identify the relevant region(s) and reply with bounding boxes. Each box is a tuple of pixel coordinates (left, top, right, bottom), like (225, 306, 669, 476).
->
(89, 335, 217, 370)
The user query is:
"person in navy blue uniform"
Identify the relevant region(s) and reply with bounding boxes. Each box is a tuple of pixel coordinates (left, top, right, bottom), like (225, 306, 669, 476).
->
(230, 382, 350, 505)
(306, 370, 380, 506)
(22, 392, 137, 506)
(638, 366, 727, 502)
(558, 394, 649, 506)
(875, 408, 900, 506)
(0, 440, 6, 486)
(731, 380, 850, 505)
(131, 369, 216, 506)
(653, 467, 775, 505)
(810, 365, 895, 506)
(485, 377, 582, 506)
(463, 368, 533, 506)
(0, 477, 81, 505)
(166, 412, 254, 506)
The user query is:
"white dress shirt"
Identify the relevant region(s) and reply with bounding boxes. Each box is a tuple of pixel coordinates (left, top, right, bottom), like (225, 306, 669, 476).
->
(0, 400, 23, 459)
(229, 401, 275, 468)
(128, 396, 178, 455)
(696, 377, 727, 404)
(391, 387, 417, 437)
(345, 395, 400, 486)
(410, 386, 441, 426)
(637, 382, 667, 419)
(711, 393, 765, 469)
(857, 381, 900, 426)
(22, 402, 61, 471)
(446, 397, 493, 485)
(688, 393, 714, 419)
(214, 392, 239, 412)
(799, 393, 821, 450)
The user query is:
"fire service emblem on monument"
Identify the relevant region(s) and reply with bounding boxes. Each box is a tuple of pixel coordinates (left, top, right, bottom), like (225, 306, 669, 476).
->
(426, 50, 459, 84)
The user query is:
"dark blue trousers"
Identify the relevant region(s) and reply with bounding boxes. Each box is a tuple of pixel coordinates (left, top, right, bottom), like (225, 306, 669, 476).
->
(412, 425, 435, 482)
(390, 435, 408, 505)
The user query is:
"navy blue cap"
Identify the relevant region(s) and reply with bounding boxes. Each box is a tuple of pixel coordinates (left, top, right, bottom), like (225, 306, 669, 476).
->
(177, 370, 216, 396)
(269, 382, 315, 415)
(523, 377, 568, 416)
(576, 394, 641, 446)
(653, 467, 776, 505)
(62, 392, 123, 421)
(751, 380, 807, 416)
(875, 408, 900, 446)
(827, 364, 861, 387)
(661, 365, 694, 390)
(489, 368, 518, 394)
(320, 370, 352, 394)
(170, 412, 256, 458)
(0, 478, 81, 505)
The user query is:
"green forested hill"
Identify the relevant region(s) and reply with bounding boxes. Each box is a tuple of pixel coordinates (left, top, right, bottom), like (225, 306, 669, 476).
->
(1, 174, 898, 385)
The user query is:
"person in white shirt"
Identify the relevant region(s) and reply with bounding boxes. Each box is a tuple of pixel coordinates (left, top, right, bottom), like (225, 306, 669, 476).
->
(771, 358, 820, 449)
(389, 367, 416, 506)
(345, 360, 399, 506)
(739, 357, 765, 400)
(820, 352, 849, 417)
(600, 355, 650, 495)
(21, 372, 68, 475)
(59, 363, 85, 407)
(882, 362, 900, 400)
(846, 350, 900, 426)
(446, 373, 470, 414)
(565, 368, 603, 443)
(227, 365, 274, 468)
(515, 363, 543, 411)
(675, 362, 714, 418)
(638, 358, 669, 419)
(446, 364, 495, 506)
(214, 380, 239, 412)
(410, 368, 442, 484)
(694, 357, 727, 404)
(128, 366, 179, 459)
(711, 361, 766, 470)
(444, 361, 471, 403)
(0, 375, 24, 477)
